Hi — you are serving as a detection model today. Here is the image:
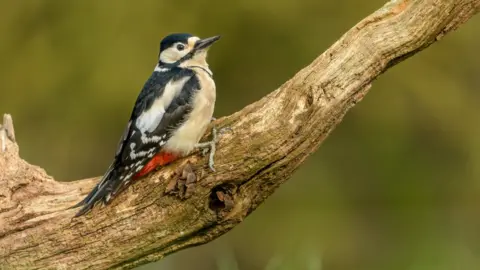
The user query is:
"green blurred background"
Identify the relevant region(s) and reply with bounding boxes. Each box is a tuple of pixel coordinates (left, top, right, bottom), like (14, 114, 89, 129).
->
(1, 1, 479, 269)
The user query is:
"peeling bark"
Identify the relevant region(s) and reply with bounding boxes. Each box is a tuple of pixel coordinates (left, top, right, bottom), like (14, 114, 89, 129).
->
(1, 0, 479, 269)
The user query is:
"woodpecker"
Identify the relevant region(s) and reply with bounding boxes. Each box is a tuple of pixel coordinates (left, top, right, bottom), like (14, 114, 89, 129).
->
(74, 33, 220, 216)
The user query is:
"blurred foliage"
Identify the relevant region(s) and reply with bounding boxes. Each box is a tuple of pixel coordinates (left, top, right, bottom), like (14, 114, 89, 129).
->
(1, 0, 479, 269)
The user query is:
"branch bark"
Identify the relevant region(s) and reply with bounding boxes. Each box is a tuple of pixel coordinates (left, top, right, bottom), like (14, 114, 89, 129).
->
(1, 0, 479, 269)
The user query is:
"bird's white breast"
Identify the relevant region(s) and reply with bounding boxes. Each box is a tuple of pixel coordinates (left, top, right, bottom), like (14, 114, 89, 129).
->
(164, 68, 216, 155)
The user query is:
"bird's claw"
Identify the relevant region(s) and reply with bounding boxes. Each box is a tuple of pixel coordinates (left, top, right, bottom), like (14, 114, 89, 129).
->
(195, 124, 232, 172)
(201, 147, 210, 156)
(217, 126, 232, 136)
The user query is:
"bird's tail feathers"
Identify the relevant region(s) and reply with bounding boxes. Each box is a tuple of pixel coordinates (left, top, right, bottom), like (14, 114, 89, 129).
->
(73, 165, 116, 217)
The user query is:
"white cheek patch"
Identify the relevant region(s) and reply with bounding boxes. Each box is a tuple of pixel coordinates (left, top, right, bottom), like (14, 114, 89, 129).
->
(159, 44, 190, 63)
(159, 48, 178, 63)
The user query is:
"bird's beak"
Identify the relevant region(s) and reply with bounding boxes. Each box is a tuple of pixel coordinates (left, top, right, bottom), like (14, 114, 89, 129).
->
(194, 35, 221, 51)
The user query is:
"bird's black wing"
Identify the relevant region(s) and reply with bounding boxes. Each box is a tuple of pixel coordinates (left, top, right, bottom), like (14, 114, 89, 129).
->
(74, 68, 200, 216)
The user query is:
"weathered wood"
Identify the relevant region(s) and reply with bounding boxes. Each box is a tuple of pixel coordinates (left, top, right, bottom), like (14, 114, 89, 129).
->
(1, 0, 478, 269)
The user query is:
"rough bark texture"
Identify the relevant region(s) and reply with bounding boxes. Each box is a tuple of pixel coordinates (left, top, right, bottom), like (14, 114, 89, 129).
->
(1, 0, 479, 269)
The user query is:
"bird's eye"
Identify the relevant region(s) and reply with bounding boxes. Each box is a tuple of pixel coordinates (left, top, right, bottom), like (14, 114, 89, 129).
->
(176, 44, 185, 51)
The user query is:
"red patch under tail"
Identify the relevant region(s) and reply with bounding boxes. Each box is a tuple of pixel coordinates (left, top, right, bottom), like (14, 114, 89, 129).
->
(133, 152, 178, 179)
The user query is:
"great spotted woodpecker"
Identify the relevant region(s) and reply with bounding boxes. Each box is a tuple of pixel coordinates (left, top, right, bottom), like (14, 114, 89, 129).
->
(74, 33, 220, 216)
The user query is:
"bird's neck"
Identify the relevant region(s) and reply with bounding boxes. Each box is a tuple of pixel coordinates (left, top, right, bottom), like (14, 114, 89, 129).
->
(186, 65, 213, 78)
(155, 61, 212, 78)
(180, 57, 212, 77)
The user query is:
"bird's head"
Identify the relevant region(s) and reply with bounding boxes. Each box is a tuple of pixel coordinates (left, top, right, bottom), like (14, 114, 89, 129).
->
(158, 33, 220, 68)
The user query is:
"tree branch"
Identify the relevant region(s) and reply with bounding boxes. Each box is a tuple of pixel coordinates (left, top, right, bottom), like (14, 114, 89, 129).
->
(1, 0, 478, 269)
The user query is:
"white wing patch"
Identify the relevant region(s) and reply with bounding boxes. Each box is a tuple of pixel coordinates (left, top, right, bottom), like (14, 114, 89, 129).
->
(154, 65, 169, 72)
(129, 148, 156, 160)
(135, 76, 191, 133)
(135, 109, 165, 133)
(140, 134, 163, 144)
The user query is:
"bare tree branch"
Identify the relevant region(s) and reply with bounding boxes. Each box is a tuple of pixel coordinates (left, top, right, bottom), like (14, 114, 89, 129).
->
(1, 0, 479, 269)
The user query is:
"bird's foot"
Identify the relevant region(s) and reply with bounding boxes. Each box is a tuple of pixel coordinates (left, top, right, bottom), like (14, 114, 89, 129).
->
(165, 162, 197, 199)
(195, 124, 232, 172)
